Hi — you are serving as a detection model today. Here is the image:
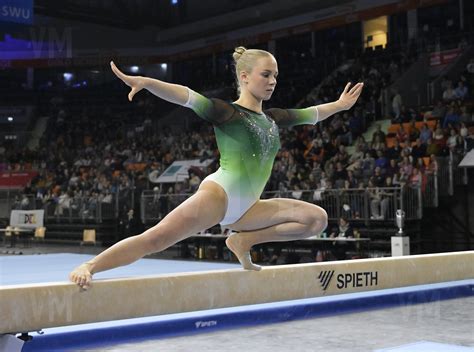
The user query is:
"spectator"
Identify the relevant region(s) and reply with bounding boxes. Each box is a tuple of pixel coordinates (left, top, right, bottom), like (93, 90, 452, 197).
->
(386, 139, 402, 161)
(408, 120, 420, 142)
(392, 89, 403, 121)
(411, 138, 427, 159)
(419, 123, 433, 145)
(443, 106, 460, 129)
(372, 124, 386, 144)
(446, 129, 460, 151)
(385, 159, 398, 178)
(454, 81, 468, 100)
(396, 124, 409, 144)
(409, 167, 422, 188)
(374, 150, 388, 170)
(426, 138, 440, 156)
(329, 217, 354, 260)
(442, 82, 457, 102)
(368, 179, 386, 220)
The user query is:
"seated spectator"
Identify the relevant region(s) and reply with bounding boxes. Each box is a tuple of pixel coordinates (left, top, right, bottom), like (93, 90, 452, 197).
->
(460, 122, 469, 139)
(372, 124, 386, 144)
(400, 156, 413, 176)
(411, 138, 427, 159)
(446, 129, 460, 151)
(386, 139, 402, 161)
(370, 135, 385, 154)
(442, 83, 457, 102)
(398, 105, 411, 123)
(354, 135, 369, 154)
(339, 124, 353, 146)
(426, 154, 439, 175)
(408, 120, 420, 142)
(443, 107, 460, 129)
(419, 123, 433, 145)
(329, 217, 354, 260)
(374, 150, 388, 170)
(416, 157, 426, 174)
(385, 159, 398, 178)
(396, 124, 409, 144)
(460, 106, 473, 125)
(361, 152, 375, 178)
(426, 138, 440, 156)
(373, 166, 385, 187)
(348, 144, 364, 165)
(393, 169, 408, 186)
(333, 162, 348, 187)
(454, 81, 468, 100)
(429, 101, 446, 120)
(189, 172, 201, 193)
(346, 170, 358, 188)
(409, 167, 422, 188)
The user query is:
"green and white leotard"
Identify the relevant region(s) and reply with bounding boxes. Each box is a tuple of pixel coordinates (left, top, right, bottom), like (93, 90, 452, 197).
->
(185, 88, 319, 226)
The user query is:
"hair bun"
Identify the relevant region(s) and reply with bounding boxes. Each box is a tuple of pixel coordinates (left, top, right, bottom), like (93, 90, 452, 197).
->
(233, 46, 247, 62)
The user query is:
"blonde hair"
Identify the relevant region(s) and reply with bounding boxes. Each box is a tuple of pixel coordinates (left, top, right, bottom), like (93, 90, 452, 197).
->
(232, 46, 273, 94)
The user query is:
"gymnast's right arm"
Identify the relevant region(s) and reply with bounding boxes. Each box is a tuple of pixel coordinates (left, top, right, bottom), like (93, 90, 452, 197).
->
(110, 61, 227, 123)
(110, 61, 188, 105)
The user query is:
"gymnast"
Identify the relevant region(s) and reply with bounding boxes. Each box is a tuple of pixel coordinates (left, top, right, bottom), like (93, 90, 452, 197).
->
(70, 47, 363, 289)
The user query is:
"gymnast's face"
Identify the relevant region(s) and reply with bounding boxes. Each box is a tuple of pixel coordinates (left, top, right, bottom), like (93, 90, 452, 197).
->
(243, 55, 278, 101)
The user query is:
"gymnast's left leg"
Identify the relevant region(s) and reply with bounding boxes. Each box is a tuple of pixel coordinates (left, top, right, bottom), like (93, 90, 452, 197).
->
(225, 198, 328, 270)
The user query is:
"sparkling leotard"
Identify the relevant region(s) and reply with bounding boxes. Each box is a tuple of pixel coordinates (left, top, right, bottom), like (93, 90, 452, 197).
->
(185, 89, 319, 225)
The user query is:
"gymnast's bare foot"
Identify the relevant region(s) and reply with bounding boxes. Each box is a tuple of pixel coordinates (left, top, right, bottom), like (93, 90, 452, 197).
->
(225, 233, 262, 271)
(69, 262, 94, 290)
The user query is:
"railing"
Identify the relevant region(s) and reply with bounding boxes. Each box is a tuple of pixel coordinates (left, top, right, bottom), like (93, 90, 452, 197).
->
(42, 196, 116, 223)
(141, 186, 423, 225)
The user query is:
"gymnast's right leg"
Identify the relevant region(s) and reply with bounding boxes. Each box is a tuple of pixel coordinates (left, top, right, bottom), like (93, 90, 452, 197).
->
(69, 181, 227, 289)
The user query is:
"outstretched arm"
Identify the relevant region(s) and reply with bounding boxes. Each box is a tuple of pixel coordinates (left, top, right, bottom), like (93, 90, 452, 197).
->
(110, 61, 188, 105)
(316, 82, 364, 122)
(267, 82, 364, 128)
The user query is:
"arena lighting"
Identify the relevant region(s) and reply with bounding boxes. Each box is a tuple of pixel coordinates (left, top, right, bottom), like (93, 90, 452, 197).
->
(130, 66, 140, 73)
(161, 63, 167, 70)
(63, 72, 73, 81)
(171, 0, 179, 5)
(7, 116, 13, 122)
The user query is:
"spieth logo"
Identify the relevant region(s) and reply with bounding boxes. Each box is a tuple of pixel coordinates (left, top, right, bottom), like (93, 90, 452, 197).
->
(318, 271, 378, 290)
(318, 270, 335, 291)
(195, 320, 217, 329)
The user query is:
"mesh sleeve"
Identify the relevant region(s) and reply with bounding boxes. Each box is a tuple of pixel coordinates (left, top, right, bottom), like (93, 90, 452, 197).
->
(265, 107, 319, 127)
(184, 88, 234, 125)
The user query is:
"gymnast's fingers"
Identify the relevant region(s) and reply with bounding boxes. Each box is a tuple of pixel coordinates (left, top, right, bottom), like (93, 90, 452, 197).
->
(110, 61, 129, 84)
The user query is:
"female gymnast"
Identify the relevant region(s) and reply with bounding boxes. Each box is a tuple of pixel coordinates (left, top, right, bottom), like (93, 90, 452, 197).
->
(70, 47, 363, 289)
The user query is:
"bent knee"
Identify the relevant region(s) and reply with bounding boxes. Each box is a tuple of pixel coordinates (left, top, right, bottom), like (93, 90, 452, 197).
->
(302, 207, 328, 238)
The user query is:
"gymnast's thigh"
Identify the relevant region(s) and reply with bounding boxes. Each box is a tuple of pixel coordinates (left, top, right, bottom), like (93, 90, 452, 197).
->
(226, 198, 327, 232)
(150, 181, 227, 238)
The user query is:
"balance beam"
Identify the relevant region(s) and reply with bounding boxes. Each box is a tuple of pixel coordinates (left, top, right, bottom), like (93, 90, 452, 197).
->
(1, 251, 473, 335)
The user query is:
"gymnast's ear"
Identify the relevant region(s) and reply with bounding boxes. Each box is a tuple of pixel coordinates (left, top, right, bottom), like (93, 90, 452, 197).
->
(239, 70, 249, 84)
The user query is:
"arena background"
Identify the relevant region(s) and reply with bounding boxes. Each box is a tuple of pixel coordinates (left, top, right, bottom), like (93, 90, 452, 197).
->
(0, 1, 474, 351)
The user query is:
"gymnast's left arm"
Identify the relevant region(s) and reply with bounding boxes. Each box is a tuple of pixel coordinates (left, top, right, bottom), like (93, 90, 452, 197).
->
(267, 82, 363, 127)
(316, 82, 364, 122)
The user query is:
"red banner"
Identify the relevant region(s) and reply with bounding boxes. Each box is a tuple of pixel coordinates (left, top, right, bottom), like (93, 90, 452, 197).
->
(430, 48, 461, 67)
(0, 172, 37, 188)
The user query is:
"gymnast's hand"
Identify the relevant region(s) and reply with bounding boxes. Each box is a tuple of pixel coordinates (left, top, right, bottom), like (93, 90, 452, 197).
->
(337, 82, 364, 110)
(110, 61, 146, 102)
(69, 262, 93, 290)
